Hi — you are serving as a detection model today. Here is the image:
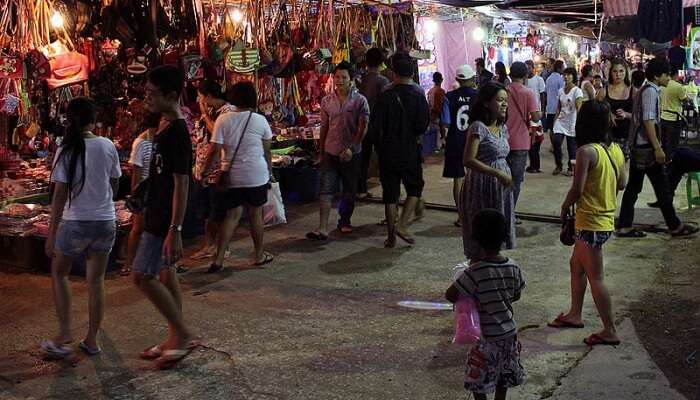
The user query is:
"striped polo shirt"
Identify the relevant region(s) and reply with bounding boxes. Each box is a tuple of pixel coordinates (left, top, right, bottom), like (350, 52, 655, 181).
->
(454, 258, 526, 342)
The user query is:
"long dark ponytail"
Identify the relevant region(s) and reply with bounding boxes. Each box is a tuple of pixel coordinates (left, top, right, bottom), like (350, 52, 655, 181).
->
(56, 97, 97, 203)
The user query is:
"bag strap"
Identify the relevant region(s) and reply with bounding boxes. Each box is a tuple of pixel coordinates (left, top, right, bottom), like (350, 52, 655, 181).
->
(601, 143, 618, 181)
(633, 84, 659, 148)
(507, 86, 529, 129)
(229, 111, 253, 166)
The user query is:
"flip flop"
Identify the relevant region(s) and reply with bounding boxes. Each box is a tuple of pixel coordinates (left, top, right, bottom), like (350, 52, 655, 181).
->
(396, 231, 415, 245)
(547, 314, 584, 329)
(671, 223, 699, 238)
(79, 341, 102, 355)
(338, 225, 353, 234)
(453, 220, 461, 228)
(156, 344, 200, 370)
(384, 236, 396, 248)
(615, 228, 647, 238)
(306, 231, 328, 241)
(40, 340, 73, 359)
(583, 333, 620, 347)
(139, 344, 163, 360)
(254, 252, 274, 267)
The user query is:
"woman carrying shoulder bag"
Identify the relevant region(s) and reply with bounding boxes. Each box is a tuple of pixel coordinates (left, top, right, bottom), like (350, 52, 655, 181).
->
(549, 100, 627, 347)
(42, 97, 122, 358)
(196, 82, 275, 272)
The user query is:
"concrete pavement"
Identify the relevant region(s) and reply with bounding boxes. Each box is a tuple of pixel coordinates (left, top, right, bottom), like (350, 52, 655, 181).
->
(1, 144, 699, 399)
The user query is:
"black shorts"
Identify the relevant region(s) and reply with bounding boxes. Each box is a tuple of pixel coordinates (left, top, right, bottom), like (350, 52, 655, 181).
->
(380, 164, 424, 204)
(214, 184, 269, 215)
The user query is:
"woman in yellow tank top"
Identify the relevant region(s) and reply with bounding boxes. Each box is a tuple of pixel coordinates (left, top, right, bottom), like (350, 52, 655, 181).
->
(548, 101, 628, 347)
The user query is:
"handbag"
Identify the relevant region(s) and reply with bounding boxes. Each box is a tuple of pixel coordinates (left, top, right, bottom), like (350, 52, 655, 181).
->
(560, 205, 576, 246)
(47, 51, 90, 89)
(181, 54, 205, 81)
(225, 46, 261, 74)
(0, 53, 23, 79)
(125, 178, 150, 213)
(25, 49, 50, 79)
(208, 111, 253, 189)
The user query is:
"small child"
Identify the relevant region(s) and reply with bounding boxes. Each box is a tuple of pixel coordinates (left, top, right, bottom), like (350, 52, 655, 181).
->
(593, 75, 604, 92)
(446, 209, 526, 400)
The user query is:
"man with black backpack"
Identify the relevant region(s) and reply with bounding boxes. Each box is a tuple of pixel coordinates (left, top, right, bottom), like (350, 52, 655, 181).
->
(371, 54, 430, 248)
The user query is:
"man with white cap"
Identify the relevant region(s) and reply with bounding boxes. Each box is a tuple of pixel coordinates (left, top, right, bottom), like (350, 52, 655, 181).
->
(439, 64, 479, 226)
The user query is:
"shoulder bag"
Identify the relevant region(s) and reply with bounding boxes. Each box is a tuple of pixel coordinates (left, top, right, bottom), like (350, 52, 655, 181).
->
(208, 111, 253, 189)
(630, 84, 659, 170)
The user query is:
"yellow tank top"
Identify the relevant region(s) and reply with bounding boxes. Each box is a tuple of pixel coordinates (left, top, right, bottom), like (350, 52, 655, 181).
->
(575, 143, 625, 231)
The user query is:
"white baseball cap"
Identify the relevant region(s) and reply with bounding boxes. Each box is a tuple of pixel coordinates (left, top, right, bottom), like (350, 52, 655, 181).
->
(456, 64, 476, 80)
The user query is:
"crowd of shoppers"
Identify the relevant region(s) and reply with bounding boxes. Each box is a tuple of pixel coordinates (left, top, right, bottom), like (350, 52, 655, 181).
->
(38, 47, 700, 399)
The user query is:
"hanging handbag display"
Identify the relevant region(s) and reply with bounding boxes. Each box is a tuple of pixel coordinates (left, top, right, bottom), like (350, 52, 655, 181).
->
(559, 205, 576, 246)
(0, 53, 23, 79)
(25, 49, 50, 79)
(47, 51, 90, 89)
(225, 45, 261, 74)
(181, 54, 205, 81)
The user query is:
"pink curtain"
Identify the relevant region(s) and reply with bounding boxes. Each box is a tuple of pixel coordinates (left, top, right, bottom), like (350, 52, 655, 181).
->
(434, 19, 484, 90)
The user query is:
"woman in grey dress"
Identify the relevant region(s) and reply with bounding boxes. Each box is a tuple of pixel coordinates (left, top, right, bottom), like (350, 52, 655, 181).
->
(460, 81, 516, 258)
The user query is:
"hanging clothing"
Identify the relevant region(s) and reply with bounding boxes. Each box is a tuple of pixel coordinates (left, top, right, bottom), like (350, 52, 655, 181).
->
(636, 0, 683, 44)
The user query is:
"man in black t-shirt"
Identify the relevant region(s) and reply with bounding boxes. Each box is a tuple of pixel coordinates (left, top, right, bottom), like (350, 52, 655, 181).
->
(132, 65, 197, 369)
(441, 65, 478, 227)
(372, 54, 430, 248)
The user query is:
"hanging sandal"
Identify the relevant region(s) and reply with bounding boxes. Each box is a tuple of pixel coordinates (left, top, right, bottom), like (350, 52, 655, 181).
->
(615, 228, 647, 238)
(671, 223, 699, 238)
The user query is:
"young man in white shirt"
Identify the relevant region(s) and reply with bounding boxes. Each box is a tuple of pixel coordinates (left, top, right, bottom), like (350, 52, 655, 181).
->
(525, 60, 546, 173)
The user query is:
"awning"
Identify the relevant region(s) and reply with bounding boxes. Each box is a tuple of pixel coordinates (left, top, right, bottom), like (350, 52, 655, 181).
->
(604, 0, 700, 17)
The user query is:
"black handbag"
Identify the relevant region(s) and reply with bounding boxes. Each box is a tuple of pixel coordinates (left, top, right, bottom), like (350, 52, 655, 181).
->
(560, 205, 576, 246)
(126, 178, 149, 213)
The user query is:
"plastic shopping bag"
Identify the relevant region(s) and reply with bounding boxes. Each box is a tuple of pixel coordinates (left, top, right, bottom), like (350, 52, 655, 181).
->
(263, 182, 287, 226)
(452, 296, 481, 345)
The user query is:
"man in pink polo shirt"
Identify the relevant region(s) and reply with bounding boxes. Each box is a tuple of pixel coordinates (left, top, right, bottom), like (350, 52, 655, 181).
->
(505, 61, 541, 213)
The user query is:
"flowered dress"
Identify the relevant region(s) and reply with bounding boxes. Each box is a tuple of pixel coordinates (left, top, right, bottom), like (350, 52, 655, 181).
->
(459, 121, 515, 257)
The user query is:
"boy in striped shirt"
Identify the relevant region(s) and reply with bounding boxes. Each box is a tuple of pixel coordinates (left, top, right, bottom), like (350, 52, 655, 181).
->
(446, 209, 526, 400)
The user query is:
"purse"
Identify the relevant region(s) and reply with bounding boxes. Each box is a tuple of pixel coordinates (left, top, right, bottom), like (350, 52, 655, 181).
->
(560, 205, 576, 246)
(181, 54, 205, 81)
(47, 51, 90, 89)
(225, 46, 261, 74)
(125, 178, 150, 213)
(0, 53, 23, 79)
(209, 111, 253, 189)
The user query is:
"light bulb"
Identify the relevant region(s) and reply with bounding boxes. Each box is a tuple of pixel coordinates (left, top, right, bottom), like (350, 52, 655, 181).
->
(568, 42, 577, 56)
(51, 11, 64, 28)
(231, 9, 243, 23)
(472, 27, 485, 41)
(563, 37, 571, 47)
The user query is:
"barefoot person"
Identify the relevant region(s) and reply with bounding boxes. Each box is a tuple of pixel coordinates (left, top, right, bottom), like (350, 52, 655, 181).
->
(42, 97, 121, 358)
(372, 53, 430, 247)
(550, 100, 627, 346)
(133, 65, 197, 369)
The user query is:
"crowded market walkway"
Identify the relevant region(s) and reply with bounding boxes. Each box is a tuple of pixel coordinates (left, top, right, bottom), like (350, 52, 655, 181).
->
(1, 150, 697, 399)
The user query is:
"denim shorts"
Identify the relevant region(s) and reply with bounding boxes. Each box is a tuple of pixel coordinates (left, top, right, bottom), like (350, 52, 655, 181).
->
(576, 230, 613, 249)
(55, 220, 117, 258)
(132, 231, 169, 276)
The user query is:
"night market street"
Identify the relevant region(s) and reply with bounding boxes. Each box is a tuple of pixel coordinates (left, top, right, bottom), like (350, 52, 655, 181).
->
(1, 152, 698, 400)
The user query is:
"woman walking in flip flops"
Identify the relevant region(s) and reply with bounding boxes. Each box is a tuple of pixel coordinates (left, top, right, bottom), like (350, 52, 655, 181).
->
(549, 100, 627, 346)
(42, 97, 122, 358)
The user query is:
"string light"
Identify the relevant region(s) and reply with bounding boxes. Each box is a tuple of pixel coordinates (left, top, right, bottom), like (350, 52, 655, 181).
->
(51, 11, 64, 28)
(230, 9, 243, 23)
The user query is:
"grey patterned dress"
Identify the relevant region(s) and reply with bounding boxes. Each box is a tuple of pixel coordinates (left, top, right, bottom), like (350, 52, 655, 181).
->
(459, 121, 515, 257)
